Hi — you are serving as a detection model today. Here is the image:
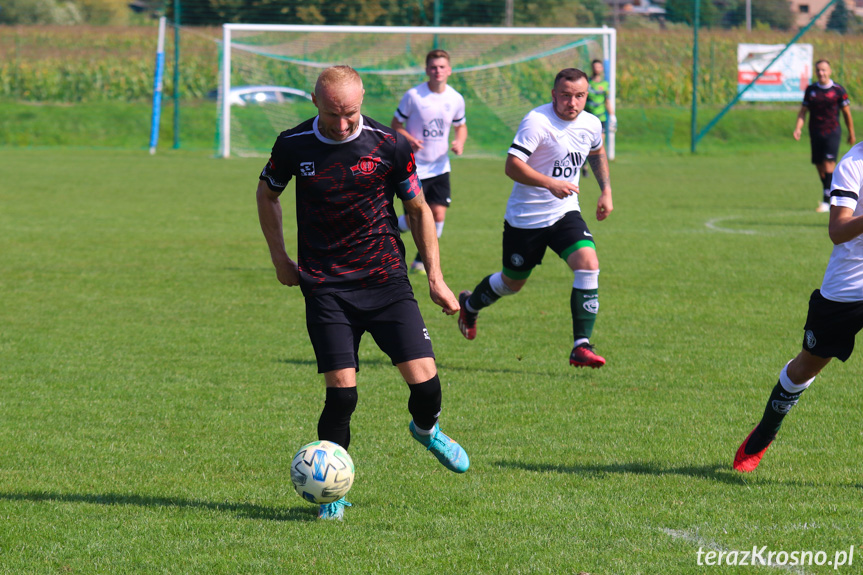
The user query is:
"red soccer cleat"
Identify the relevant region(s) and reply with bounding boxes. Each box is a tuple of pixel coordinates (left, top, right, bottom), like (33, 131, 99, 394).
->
(458, 291, 478, 340)
(569, 343, 605, 368)
(733, 426, 773, 473)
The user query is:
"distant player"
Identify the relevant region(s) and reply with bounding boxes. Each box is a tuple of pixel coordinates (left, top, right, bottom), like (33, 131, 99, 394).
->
(392, 49, 468, 274)
(257, 66, 469, 520)
(734, 141, 863, 472)
(793, 59, 855, 213)
(457, 68, 614, 369)
(586, 59, 616, 140)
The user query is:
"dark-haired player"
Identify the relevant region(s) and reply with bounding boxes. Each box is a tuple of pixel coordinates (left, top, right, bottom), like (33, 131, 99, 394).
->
(457, 68, 614, 369)
(256, 66, 469, 520)
(793, 59, 855, 213)
(734, 141, 863, 472)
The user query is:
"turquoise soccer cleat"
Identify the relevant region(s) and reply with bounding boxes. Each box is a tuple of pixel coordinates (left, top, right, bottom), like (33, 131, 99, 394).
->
(318, 497, 352, 521)
(409, 421, 470, 473)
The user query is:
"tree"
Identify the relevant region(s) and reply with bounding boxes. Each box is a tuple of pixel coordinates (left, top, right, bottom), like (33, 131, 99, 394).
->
(664, 0, 722, 27)
(826, 0, 850, 33)
(724, 0, 792, 29)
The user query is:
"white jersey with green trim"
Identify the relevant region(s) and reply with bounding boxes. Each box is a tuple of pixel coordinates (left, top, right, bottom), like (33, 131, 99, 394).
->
(394, 83, 466, 180)
(505, 103, 603, 229)
(822, 142, 863, 302)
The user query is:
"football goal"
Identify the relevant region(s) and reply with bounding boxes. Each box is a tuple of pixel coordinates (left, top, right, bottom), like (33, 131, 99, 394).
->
(218, 24, 616, 159)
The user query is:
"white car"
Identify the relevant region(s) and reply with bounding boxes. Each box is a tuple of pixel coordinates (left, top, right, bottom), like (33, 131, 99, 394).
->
(208, 85, 313, 106)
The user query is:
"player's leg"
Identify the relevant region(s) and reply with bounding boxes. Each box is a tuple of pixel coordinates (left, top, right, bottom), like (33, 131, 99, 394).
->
(305, 294, 361, 519)
(306, 294, 362, 450)
(459, 221, 542, 340)
(550, 212, 604, 368)
(399, 358, 469, 473)
(733, 351, 827, 473)
(816, 161, 836, 213)
(813, 132, 840, 212)
(367, 294, 469, 473)
(408, 174, 451, 274)
(734, 289, 863, 472)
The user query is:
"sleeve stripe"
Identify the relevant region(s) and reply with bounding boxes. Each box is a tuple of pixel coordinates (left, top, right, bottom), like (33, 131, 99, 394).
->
(453, 115, 465, 123)
(831, 189, 859, 200)
(510, 143, 532, 157)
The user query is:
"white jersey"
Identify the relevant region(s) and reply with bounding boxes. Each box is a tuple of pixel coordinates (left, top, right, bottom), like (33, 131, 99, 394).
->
(394, 83, 466, 180)
(505, 103, 603, 229)
(821, 142, 863, 302)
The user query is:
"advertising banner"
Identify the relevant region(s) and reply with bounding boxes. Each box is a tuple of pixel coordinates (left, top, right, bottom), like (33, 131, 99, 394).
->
(737, 43, 813, 102)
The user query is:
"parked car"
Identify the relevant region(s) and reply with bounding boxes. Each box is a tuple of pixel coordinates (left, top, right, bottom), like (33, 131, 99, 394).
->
(207, 85, 313, 106)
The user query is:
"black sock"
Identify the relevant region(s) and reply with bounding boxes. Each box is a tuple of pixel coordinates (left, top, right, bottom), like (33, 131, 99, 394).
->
(414, 252, 421, 264)
(408, 375, 442, 431)
(745, 380, 805, 454)
(467, 274, 500, 312)
(318, 387, 358, 450)
(821, 173, 833, 203)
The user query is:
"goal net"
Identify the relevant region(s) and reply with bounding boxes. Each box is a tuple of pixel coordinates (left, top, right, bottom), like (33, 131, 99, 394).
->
(218, 25, 616, 159)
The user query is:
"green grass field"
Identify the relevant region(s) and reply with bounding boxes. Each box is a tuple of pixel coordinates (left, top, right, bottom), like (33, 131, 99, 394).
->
(2, 145, 861, 574)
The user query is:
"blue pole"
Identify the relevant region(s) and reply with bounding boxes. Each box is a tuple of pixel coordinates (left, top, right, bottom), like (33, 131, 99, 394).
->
(149, 16, 167, 155)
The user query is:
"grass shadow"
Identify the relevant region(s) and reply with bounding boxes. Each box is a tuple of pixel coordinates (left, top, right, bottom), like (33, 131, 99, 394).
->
(0, 491, 315, 522)
(495, 459, 825, 488)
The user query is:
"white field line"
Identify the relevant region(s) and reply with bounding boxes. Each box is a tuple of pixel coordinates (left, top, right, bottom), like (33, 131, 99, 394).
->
(705, 216, 759, 235)
(661, 528, 809, 574)
(705, 211, 820, 235)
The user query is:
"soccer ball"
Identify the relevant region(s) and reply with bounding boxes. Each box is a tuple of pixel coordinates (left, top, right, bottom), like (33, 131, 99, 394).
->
(290, 440, 355, 504)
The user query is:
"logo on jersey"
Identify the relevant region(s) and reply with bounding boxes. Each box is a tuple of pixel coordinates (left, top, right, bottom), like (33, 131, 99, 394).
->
(510, 253, 524, 267)
(300, 162, 315, 176)
(351, 155, 382, 176)
(805, 330, 816, 349)
(423, 328, 431, 341)
(552, 152, 583, 178)
(423, 118, 446, 138)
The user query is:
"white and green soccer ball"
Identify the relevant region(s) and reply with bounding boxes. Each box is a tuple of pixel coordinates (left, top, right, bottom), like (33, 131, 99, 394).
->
(290, 440, 355, 504)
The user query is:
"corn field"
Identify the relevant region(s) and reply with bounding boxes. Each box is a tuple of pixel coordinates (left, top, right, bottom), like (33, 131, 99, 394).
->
(0, 25, 861, 106)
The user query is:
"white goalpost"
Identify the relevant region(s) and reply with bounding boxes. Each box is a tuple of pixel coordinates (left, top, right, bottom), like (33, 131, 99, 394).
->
(218, 24, 616, 160)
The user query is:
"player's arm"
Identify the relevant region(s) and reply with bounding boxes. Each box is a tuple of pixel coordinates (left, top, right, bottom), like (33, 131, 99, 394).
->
(793, 106, 807, 141)
(451, 123, 467, 155)
(587, 147, 613, 222)
(399, 174, 459, 315)
(256, 180, 299, 286)
(505, 154, 577, 199)
(828, 204, 863, 245)
(391, 118, 424, 152)
(841, 105, 855, 145)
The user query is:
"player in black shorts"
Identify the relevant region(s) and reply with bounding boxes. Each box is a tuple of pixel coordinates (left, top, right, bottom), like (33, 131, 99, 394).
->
(733, 141, 863, 472)
(256, 66, 469, 520)
(793, 59, 855, 212)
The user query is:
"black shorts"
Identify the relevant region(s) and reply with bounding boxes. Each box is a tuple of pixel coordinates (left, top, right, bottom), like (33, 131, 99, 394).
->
(421, 173, 452, 207)
(801, 289, 863, 361)
(810, 130, 841, 164)
(305, 282, 434, 373)
(501, 211, 596, 280)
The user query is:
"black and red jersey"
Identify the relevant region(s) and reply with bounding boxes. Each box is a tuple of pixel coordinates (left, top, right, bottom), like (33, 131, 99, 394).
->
(260, 115, 417, 296)
(802, 82, 850, 137)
